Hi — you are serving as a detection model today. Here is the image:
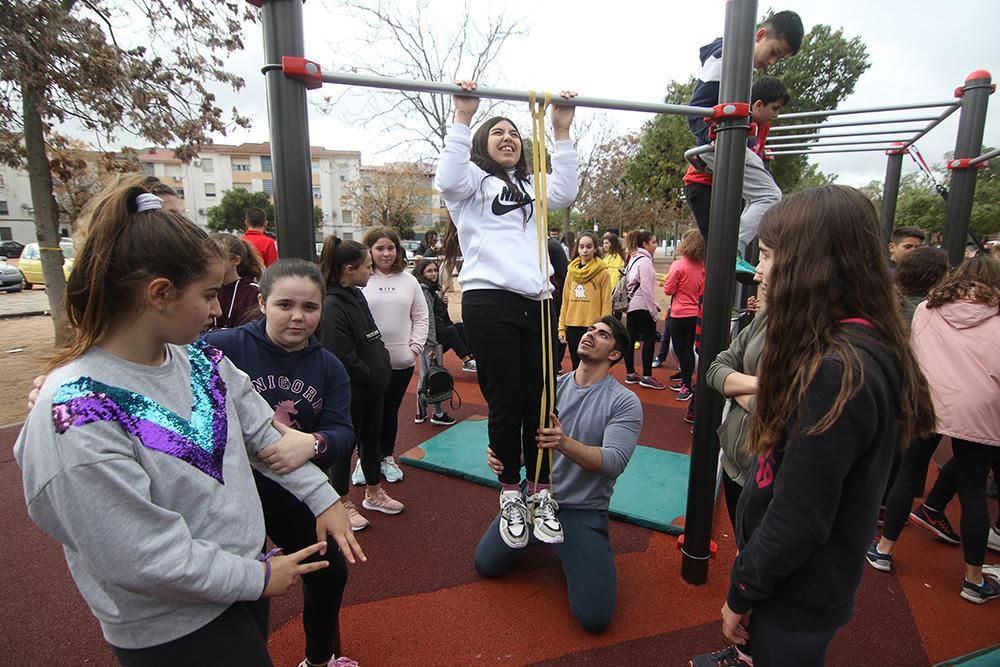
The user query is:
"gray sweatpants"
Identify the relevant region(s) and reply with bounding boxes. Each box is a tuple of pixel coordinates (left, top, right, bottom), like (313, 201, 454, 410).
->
(701, 146, 782, 253)
(473, 508, 616, 633)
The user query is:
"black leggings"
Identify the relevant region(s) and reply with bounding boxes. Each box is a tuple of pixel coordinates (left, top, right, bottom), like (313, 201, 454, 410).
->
(565, 325, 587, 370)
(882, 433, 942, 540)
(951, 437, 997, 566)
(111, 600, 272, 666)
(380, 367, 414, 458)
(685, 182, 713, 241)
(463, 289, 556, 486)
(624, 309, 656, 377)
(669, 315, 697, 389)
(265, 503, 348, 664)
(440, 322, 472, 360)
(722, 474, 743, 531)
(746, 613, 837, 667)
(331, 395, 384, 493)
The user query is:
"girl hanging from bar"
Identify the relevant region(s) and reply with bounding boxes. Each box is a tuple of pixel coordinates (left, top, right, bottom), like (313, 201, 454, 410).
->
(437, 80, 578, 549)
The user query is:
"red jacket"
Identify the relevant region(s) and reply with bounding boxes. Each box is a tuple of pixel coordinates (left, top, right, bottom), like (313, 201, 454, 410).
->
(242, 229, 278, 267)
(683, 122, 772, 187)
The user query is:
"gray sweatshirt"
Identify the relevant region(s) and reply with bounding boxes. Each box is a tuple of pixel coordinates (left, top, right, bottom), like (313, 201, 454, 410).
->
(14, 342, 339, 649)
(552, 372, 643, 510)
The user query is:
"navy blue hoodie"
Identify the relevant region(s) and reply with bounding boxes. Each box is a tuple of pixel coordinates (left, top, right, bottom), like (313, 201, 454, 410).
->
(203, 318, 354, 515)
(688, 37, 725, 146)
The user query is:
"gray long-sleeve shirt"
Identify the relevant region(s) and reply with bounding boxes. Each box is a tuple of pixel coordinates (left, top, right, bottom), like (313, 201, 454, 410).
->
(15, 342, 339, 649)
(552, 372, 643, 510)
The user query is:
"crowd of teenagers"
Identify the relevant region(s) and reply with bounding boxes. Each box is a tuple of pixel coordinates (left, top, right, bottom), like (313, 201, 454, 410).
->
(12, 8, 1000, 667)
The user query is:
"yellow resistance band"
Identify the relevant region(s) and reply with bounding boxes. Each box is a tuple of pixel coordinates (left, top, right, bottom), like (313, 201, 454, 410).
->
(528, 90, 556, 501)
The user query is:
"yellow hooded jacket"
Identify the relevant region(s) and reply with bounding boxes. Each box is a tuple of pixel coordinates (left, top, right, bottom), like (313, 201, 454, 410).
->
(559, 257, 612, 337)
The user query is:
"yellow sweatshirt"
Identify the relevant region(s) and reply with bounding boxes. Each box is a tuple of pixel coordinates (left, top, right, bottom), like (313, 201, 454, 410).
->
(602, 253, 625, 291)
(559, 257, 612, 337)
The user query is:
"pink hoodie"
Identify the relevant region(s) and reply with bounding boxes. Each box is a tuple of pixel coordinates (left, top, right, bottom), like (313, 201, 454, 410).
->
(910, 298, 1000, 447)
(625, 248, 659, 317)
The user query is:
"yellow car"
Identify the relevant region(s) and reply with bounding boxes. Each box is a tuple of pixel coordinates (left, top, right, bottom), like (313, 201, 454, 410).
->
(19, 240, 74, 289)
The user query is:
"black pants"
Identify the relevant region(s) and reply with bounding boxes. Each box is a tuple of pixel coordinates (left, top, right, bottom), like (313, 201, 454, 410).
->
(380, 366, 414, 458)
(624, 309, 656, 377)
(746, 613, 837, 667)
(265, 503, 348, 664)
(111, 600, 272, 666)
(441, 322, 472, 360)
(654, 312, 672, 363)
(463, 289, 556, 485)
(722, 474, 743, 531)
(565, 325, 587, 370)
(882, 433, 943, 540)
(924, 448, 1000, 512)
(685, 182, 713, 241)
(952, 437, 997, 566)
(331, 395, 384, 493)
(669, 315, 697, 389)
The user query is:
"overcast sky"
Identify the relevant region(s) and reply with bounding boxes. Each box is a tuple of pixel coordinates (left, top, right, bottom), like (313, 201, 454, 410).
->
(121, 0, 1000, 188)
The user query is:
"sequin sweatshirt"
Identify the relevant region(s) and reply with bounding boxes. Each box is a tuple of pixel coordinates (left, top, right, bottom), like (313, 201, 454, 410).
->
(14, 342, 339, 650)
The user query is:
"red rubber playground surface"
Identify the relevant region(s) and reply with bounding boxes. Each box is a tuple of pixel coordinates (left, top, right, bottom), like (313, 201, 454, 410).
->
(1, 353, 997, 666)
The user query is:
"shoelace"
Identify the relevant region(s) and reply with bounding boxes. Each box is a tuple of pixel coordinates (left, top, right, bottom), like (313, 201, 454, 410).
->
(501, 496, 527, 527)
(534, 493, 559, 522)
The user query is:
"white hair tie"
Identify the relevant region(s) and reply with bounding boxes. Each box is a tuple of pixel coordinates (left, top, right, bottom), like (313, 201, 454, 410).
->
(135, 193, 163, 213)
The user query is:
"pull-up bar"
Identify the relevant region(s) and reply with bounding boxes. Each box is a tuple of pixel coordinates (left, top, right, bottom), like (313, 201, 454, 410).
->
(767, 146, 899, 155)
(778, 99, 958, 120)
(969, 145, 1000, 166)
(767, 138, 914, 150)
(900, 102, 962, 149)
(279, 66, 718, 118)
(766, 128, 925, 142)
(770, 116, 942, 132)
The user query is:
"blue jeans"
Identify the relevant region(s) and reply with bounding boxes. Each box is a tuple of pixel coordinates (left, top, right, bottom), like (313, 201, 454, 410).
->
(474, 507, 616, 633)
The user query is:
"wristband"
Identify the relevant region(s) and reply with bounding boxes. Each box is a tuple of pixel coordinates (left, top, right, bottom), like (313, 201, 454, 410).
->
(313, 433, 327, 458)
(257, 547, 283, 596)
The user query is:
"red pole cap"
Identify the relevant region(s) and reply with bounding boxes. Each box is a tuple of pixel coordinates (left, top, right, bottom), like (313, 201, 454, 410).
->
(966, 69, 992, 82)
(282, 56, 323, 90)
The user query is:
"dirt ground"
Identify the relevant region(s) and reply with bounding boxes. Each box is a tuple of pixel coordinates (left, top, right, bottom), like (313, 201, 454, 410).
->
(0, 315, 53, 427)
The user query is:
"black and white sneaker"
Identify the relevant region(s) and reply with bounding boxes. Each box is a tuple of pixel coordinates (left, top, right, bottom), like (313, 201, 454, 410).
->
(961, 573, 1000, 604)
(529, 488, 564, 544)
(499, 490, 529, 549)
(689, 645, 753, 667)
(414, 411, 427, 424)
(865, 541, 893, 572)
(430, 412, 456, 426)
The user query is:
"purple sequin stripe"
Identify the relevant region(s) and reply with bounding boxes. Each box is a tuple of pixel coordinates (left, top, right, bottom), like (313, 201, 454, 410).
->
(52, 342, 230, 483)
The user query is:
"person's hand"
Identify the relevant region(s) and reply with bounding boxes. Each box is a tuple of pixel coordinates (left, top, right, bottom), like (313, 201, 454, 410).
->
(316, 500, 367, 564)
(257, 422, 315, 474)
(428, 348, 437, 361)
(486, 446, 503, 476)
(558, 334, 567, 344)
(746, 295, 760, 313)
(734, 394, 754, 412)
(551, 90, 577, 139)
(721, 602, 751, 645)
(442, 294, 449, 305)
(27, 374, 46, 412)
(536, 412, 566, 451)
(262, 543, 329, 597)
(453, 80, 480, 124)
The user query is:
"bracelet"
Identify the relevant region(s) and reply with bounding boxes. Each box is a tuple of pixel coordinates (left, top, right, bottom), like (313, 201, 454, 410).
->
(257, 547, 283, 596)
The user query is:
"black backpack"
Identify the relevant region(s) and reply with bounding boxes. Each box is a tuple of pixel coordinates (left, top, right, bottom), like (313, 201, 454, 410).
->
(420, 364, 455, 405)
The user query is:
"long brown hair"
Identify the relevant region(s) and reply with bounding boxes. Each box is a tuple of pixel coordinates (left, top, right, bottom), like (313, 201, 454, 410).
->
(925, 254, 1000, 308)
(748, 185, 934, 453)
(570, 231, 602, 262)
(210, 232, 263, 281)
(319, 236, 369, 287)
(362, 226, 407, 274)
(48, 175, 224, 371)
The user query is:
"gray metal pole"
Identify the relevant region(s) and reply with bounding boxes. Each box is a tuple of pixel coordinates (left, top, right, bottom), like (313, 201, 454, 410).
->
(766, 128, 923, 142)
(881, 150, 904, 241)
(943, 70, 993, 266)
(260, 0, 314, 261)
(769, 116, 940, 132)
(767, 138, 912, 149)
(900, 103, 962, 149)
(681, 0, 757, 586)
(969, 145, 1000, 166)
(317, 70, 715, 117)
(768, 146, 900, 156)
(778, 100, 957, 120)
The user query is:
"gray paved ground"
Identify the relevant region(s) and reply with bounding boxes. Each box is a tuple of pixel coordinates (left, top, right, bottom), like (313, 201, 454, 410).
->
(0, 288, 52, 318)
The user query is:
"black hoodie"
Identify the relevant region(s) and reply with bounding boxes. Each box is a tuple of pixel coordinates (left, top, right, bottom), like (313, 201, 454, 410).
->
(320, 283, 392, 401)
(202, 318, 354, 515)
(727, 325, 902, 633)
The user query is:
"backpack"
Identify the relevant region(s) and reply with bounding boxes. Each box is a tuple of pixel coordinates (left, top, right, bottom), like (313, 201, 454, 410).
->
(420, 363, 455, 405)
(611, 256, 643, 315)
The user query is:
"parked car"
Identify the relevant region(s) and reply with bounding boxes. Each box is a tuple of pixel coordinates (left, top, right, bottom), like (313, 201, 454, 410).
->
(0, 257, 23, 292)
(19, 239, 75, 289)
(0, 240, 24, 260)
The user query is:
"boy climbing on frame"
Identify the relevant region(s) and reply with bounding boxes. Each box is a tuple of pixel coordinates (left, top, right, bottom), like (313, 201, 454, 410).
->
(687, 10, 804, 266)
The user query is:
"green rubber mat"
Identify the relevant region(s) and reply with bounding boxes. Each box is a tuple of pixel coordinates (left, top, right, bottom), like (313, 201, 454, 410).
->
(933, 645, 1000, 667)
(401, 416, 703, 534)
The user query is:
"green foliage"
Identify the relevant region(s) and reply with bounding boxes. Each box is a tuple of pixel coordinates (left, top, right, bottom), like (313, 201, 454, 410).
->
(767, 23, 871, 190)
(207, 190, 274, 233)
(787, 162, 837, 193)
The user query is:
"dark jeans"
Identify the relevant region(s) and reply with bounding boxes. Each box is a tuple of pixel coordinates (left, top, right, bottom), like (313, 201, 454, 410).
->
(669, 315, 697, 389)
(474, 508, 616, 633)
(624, 309, 656, 377)
(111, 600, 272, 666)
(745, 614, 837, 667)
(882, 433, 943, 540)
(265, 503, 348, 664)
(331, 395, 384, 493)
(685, 182, 713, 241)
(463, 289, 556, 485)
(441, 322, 472, 360)
(565, 325, 587, 370)
(380, 366, 414, 458)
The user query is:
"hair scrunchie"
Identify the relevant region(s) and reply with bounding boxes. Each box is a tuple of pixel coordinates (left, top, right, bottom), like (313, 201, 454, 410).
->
(135, 193, 163, 213)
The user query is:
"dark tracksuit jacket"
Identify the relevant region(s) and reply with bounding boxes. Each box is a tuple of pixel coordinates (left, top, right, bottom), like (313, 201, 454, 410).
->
(320, 283, 392, 402)
(728, 326, 903, 633)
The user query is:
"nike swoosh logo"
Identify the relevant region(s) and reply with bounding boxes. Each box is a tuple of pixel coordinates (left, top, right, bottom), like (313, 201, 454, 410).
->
(491, 195, 532, 216)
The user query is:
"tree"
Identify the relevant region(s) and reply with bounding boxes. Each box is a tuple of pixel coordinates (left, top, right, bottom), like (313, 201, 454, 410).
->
(0, 1, 253, 345)
(320, 0, 525, 158)
(207, 190, 274, 233)
(768, 22, 870, 190)
(347, 162, 432, 238)
(48, 136, 142, 228)
(787, 162, 837, 193)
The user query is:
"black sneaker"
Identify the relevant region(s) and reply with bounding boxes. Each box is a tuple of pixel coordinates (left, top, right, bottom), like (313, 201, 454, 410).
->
(430, 412, 456, 426)
(690, 645, 753, 667)
(684, 403, 695, 424)
(414, 411, 427, 424)
(865, 541, 892, 572)
(910, 505, 961, 545)
(960, 573, 1000, 604)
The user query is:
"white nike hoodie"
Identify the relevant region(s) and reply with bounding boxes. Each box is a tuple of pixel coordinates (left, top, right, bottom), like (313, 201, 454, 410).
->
(435, 123, 579, 300)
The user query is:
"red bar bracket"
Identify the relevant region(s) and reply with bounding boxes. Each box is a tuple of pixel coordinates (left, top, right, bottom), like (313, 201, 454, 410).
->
(885, 142, 907, 156)
(946, 157, 988, 170)
(712, 102, 752, 121)
(676, 534, 718, 559)
(282, 56, 323, 90)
